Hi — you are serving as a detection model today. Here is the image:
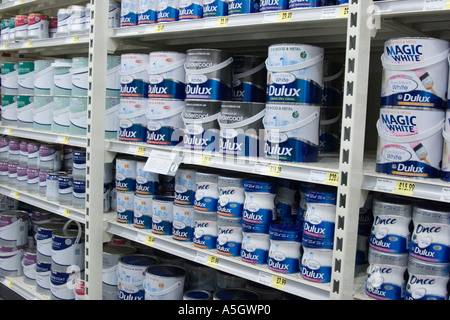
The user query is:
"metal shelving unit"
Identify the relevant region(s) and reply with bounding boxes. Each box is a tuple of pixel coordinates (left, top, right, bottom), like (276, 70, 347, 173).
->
(1, 0, 450, 300)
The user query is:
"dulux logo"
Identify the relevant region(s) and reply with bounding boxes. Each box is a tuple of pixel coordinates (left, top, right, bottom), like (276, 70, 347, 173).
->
(386, 44, 423, 62)
(264, 143, 293, 156)
(267, 85, 301, 97)
(261, 0, 280, 6)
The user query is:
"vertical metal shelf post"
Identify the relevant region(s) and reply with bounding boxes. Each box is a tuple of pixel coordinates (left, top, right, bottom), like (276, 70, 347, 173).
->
(84, 0, 109, 300)
(330, 0, 374, 300)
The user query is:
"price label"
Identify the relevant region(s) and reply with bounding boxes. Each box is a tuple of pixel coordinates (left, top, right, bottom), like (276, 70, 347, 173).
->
(70, 36, 79, 43)
(26, 41, 32, 47)
(10, 191, 19, 199)
(278, 11, 292, 22)
(2, 43, 7, 50)
(447, 0, 450, 8)
(135, 146, 146, 156)
(267, 164, 282, 176)
(195, 252, 219, 268)
(253, 163, 282, 176)
(216, 17, 229, 26)
(57, 136, 70, 144)
(63, 208, 71, 217)
(258, 271, 286, 290)
(6, 280, 13, 288)
(6, 128, 13, 135)
(325, 172, 339, 186)
(339, 6, 349, 17)
(271, 275, 287, 290)
(154, 24, 164, 32)
(395, 181, 415, 196)
(144, 235, 155, 246)
(206, 255, 219, 268)
(200, 155, 212, 165)
(423, 0, 446, 10)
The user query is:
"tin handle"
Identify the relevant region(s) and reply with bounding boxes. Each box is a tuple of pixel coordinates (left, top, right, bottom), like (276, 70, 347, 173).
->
(63, 219, 82, 245)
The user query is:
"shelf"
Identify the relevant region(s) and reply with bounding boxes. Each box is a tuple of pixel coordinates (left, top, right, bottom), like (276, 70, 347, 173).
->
(106, 139, 340, 186)
(0, 184, 86, 224)
(0, 276, 48, 300)
(0, 0, 88, 15)
(0, 126, 87, 148)
(104, 212, 331, 300)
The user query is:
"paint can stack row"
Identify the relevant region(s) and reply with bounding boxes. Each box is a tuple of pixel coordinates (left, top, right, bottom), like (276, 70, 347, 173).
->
(376, 37, 450, 181)
(365, 194, 450, 300)
(119, 0, 353, 27)
(1, 56, 121, 138)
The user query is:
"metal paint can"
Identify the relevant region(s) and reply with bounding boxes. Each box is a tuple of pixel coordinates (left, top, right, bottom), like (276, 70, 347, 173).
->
(143, 264, 186, 300)
(193, 210, 217, 249)
(102, 243, 137, 287)
(194, 171, 219, 212)
(146, 99, 185, 146)
(51, 221, 84, 269)
(174, 168, 196, 205)
(34, 60, 55, 96)
(14, 15, 28, 41)
(232, 55, 266, 102)
(179, 0, 203, 20)
(259, 0, 288, 11)
(183, 289, 213, 300)
(118, 98, 148, 142)
(27, 13, 49, 39)
(152, 196, 174, 235)
(116, 191, 135, 224)
(17, 95, 34, 128)
(203, 0, 228, 17)
(33, 96, 54, 131)
(148, 51, 186, 100)
(35, 222, 65, 260)
(115, 157, 137, 192)
(52, 59, 72, 96)
(120, 53, 149, 98)
(133, 194, 155, 229)
(0, 210, 29, 248)
(121, 0, 139, 27)
(18, 61, 35, 95)
(1, 62, 18, 95)
(138, 0, 158, 24)
(172, 203, 195, 241)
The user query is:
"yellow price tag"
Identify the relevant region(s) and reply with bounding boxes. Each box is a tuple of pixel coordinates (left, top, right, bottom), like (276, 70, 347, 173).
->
(216, 17, 228, 26)
(61, 136, 70, 144)
(26, 41, 33, 47)
(154, 24, 164, 32)
(13, 192, 20, 199)
(447, 0, 450, 8)
(6, 280, 13, 288)
(135, 146, 146, 156)
(278, 11, 292, 22)
(144, 235, 155, 246)
(325, 172, 339, 186)
(267, 164, 282, 176)
(271, 276, 286, 290)
(200, 155, 212, 166)
(206, 255, 219, 268)
(339, 6, 349, 18)
(63, 209, 71, 217)
(7, 128, 13, 135)
(71, 36, 79, 43)
(2, 44, 8, 49)
(395, 181, 415, 196)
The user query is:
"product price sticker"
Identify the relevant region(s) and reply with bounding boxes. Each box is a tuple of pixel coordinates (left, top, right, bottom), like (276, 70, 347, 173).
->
(258, 271, 286, 290)
(204, 17, 228, 28)
(277, 11, 292, 22)
(56, 136, 70, 144)
(309, 170, 339, 186)
(128, 145, 147, 156)
(58, 207, 71, 218)
(195, 252, 219, 268)
(423, 0, 447, 10)
(137, 233, 155, 246)
(252, 162, 282, 176)
(395, 181, 415, 196)
(374, 178, 396, 193)
(440, 187, 450, 201)
(9, 191, 19, 199)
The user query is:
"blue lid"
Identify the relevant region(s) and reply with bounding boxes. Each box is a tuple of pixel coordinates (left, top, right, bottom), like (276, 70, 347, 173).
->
(153, 196, 175, 202)
(146, 265, 186, 277)
(269, 223, 302, 242)
(185, 290, 212, 300)
(215, 288, 259, 300)
(244, 179, 276, 194)
(120, 254, 159, 266)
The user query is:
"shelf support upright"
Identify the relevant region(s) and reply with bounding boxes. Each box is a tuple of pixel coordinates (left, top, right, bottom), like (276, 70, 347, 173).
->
(84, 0, 109, 300)
(330, 0, 374, 300)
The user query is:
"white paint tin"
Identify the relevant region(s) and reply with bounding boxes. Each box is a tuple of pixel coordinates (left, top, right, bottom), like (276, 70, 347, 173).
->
(102, 243, 137, 287)
(51, 221, 84, 270)
(152, 196, 174, 235)
(0, 210, 29, 248)
(18, 61, 35, 95)
(148, 51, 186, 100)
(52, 96, 71, 134)
(118, 98, 148, 142)
(33, 96, 53, 131)
(143, 264, 186, 300)
(146, 99, 185, 146)
(1, 62, 18, 95)
(52, 59, 72, 96)
(172, 203, 195, 241)
(133, 194, 155, 229)
(34, 60, 53, 95)
(120, 53, 149, 98)
(116, 191, 135, 224)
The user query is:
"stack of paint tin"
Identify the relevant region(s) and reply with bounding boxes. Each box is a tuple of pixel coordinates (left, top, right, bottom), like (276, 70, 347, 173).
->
(263, 43, 324, 163)
(145, 51, 186, 146)
(68, 57, 89, 136)
(17, 61, 35, 129)
(105, 55, 122, 139)
(1, 62, 19, 127)
(376, 37, 450, 179)
(300, 184, 336, 283)
(33, 59, 54, 131)
(365, 194, 412, 300)
(218, 55, 266, 157)
(173, 167, 197, 242)
(183, 48, 233, 152)
(320, 60, 344, 153)
(51, 58, 72, 134)
(405, 202, 450, 300)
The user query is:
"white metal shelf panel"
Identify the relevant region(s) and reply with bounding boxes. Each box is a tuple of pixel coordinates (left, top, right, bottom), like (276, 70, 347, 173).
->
(0, 0, 88, 14)
(0, 184, 86, 223)
(104, 212, 331, 300)
(362, 157, 450, 203)
(0, 126, 86, 148)
(0, 34, 89, 54)
(0, 276, 48, 300)
(107, 139, 340, 186)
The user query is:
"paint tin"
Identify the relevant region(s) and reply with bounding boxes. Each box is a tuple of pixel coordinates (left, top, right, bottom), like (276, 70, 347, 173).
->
(183, 259, 216, 291)
(148, 51, 186, 100)
(120, 53, 149, 98)
(17, 95, 34, 128)
(289, 0, 320, 8)
(27, 13, 49, 39)
(228, 0, 259, 14)
(194, 172, 219, 212)
(8, 138, 20, 163)
(52, 59, 72, 96)
(263, 103, 320, 162)
(105, 98, 120, 139)
(27, 141, 41, 168)
(22, 249, 37, 283)
(409, 202, 450, 264)
(172, 203, 195, 241)
(183, 289, 213, 300)
(7, 162, 18, 188)
(35, 222, 65, 260)
(370, 195, 412, 255)
(152, 196, 174, 235)
(105, 55, 121, 98)
(133, 194, 155, 229)
(268, 223, 302, 273)
(69, 96, 87, 136)
(174, 168, 196, 205)
(179, 0, 203, 20)
(0, 245, 24, 276)
(213, 288, 260, 300)
(56, 8, 70, 36)
(143, 264, 186, 300)
(146, 99, 185, 146)
(45, 171, 64, 202)
(0, 161, 8, 184)
(67, 5, 86, 35)
(52, 96, 71, 134)
(184, 48, 233, 101)
(33, 96, 53, 131)
(242, 179, 276, 225)
(58, 174, 73, 206)
(232, 55, 266, 102)
(8, 17, 15, 42)
(39, 143, 61, 171)
(117, 254, 160, 300)
(71, 57, 89, 96)
(218, 101, 265, 157)
(72, 179, 86, 209)
(300, 246, 333, 283)
(51, 221, 84, 269)
(27, 168, 40, 194)
(0, 19, 10, 43)
(16, 165, 28, 190)
(0, 137, 8, 161)
(118, 98, 148, 142)
(14, 15, 28, 41)
(136, 161, 160, 195)
(35, 259, 52, 293)
(1, 95, 18, 127)
(1, 62, 18, 95)
(381, 37, 450, 110)
(217, 175, 244, 217)
(18, 61, 35, 95)
(157, 0, 180, 22)
(216, 216, 242, 256)
(0, 210, 29, 248)
(115, 157, 137, 192)
(259, 0, 288, 12)
(121, 0, 139, 26)
(182, 100, 221, 151)
(203, 0, 228, 17)
(102, 244, 137, 287)
(138, 0, 158, 24)
(266, 43, 324, 104)
(33, 60, 53, 95)
(116, 191, 135, 224)
(193, 210, 217, 249)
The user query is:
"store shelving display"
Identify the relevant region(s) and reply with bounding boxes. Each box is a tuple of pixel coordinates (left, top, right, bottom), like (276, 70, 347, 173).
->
(0, 0, 449, 301)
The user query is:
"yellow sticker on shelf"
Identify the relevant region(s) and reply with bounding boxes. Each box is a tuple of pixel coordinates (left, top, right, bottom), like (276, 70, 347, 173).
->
(144, 235, 155, 246)
(339, 6, 349, 17)
(395, 181, 415, 196)
(2, 43, 8, 50)
(271, 275, 286, 290)
(13, 192, 19, 199)
(154, 24, 164, 32)
(135, 146, 146, 156)
(325, 172, 339, 186)
(71, 36, 79, 43)
(26, 41, 32, 47)
(200, 155, 212, 166)
(278, 11, 292, 22)
(447, 0, 450, 8)
(60, 136, 69, 144)
(63, 209, 71, 217)
(216, 17, 228, 26)
(267, 164, 282, 176)
(206, 255, 219, 268)
(7, 128, 13, 135)
(6, 280, 13, 288)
